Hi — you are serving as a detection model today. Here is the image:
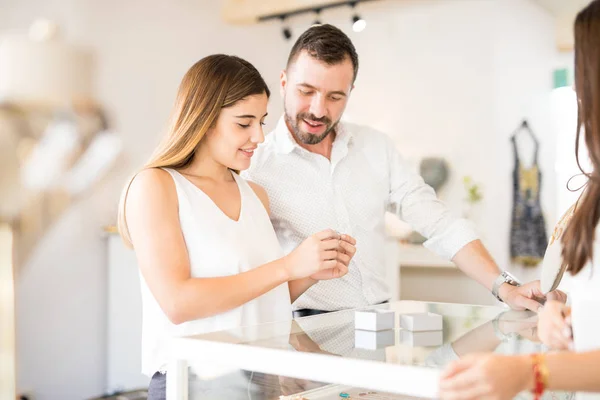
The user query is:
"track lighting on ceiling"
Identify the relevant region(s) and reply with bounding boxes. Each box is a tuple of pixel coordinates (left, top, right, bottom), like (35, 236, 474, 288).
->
(260, 0, 375, 40)
(352, 14, 366, 32)
(280, 16, 292, 40)
(313, 9, 322, 26)
(350, 2, 366, 32)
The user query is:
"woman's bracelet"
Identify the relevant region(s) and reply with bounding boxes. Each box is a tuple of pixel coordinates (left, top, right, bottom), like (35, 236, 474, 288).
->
(531, 353, 549, 400)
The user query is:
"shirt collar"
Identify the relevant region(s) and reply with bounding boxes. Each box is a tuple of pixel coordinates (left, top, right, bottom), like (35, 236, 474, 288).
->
(273, 115, 354, 155)
(274, 116, 297, 154)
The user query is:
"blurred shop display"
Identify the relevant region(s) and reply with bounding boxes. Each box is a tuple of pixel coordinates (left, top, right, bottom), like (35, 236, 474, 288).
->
(0, 19, 121, 400)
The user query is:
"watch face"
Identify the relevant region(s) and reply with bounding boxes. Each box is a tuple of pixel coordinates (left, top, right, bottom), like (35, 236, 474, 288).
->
(503, 271, 520, 286)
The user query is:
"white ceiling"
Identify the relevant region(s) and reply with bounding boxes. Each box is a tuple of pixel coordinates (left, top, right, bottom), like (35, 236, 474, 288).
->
(222, 0, 593, 24)
(533, 0, 592, 16)
(222, 0, 350, 24)
(221, 0, 593, 50)
(533, 0, 593, 51)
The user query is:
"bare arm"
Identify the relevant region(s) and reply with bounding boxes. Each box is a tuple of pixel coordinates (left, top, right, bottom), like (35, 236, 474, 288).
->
(450, 319, 501, 357)
(127, 169, 291, 325)
(451, 311, 538, 357)
(452, 240, 500, 292)
(452, 240, 558, 312)
(440, 348, 600, 399)
(542, 350, 600, 392)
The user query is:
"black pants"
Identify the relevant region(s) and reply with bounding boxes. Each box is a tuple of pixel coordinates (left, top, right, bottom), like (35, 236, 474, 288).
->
(147, 370, 287, 400)
(292, 300, 389, 318)
(148, 372, 166, 400)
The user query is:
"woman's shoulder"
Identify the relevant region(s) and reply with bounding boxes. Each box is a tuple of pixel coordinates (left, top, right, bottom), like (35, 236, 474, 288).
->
(127, 168, 178, 208)
(245, 179, 270, 214)
(131, 167, 174, 189)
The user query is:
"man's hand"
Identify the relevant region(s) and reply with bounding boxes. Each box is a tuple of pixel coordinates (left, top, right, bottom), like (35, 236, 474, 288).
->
(499, 279, 567, 312)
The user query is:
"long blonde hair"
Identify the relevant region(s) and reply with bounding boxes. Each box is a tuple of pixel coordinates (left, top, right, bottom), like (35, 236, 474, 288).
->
(117, 54, 270, 247)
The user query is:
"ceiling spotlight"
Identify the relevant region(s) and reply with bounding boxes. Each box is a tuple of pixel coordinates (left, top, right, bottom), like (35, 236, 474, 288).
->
(280, 16, 292, 40)
(352, 14, 366, 32)
(312, 9, 322, 26)
(349, 2, 366, 33)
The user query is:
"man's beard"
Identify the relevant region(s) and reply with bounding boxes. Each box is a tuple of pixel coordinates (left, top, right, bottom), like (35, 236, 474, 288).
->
(284, 107, 337, 145)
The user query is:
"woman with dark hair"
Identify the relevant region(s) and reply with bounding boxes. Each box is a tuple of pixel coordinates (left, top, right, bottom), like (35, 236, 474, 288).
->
(439, 1, 600, 399)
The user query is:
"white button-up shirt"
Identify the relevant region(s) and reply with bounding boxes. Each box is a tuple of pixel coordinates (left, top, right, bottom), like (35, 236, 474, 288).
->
(243, 117, 479, 311)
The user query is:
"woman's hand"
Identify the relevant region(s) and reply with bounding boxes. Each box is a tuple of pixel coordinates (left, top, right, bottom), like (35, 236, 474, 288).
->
(310, 233, 356, 281)
(284, 229, 356, 281)
(439, 353, 533, 400)
(496, 310, 539, 342)
(538, 300, 573, 350)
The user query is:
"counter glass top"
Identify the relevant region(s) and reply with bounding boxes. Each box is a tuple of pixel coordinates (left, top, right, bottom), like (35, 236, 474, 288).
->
(167, 301, 562, 399)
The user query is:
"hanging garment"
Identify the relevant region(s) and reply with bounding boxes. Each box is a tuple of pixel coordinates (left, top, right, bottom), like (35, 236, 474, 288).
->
(509, 127, 548, 267)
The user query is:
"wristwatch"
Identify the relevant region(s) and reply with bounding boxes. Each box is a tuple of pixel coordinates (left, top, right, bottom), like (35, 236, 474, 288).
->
(491, 270, 522, 302)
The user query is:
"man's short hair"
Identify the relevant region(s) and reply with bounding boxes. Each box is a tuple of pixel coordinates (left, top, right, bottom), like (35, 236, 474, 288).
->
(287, 24, 359, 82)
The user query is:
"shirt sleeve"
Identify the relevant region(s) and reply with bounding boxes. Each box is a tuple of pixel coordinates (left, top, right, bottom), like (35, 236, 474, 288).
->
(385, 135, 479, 260)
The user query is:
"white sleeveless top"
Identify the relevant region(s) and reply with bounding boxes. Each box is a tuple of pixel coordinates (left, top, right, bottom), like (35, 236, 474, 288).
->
(139, 168, 292, 376)
(570, 226, 600, 400)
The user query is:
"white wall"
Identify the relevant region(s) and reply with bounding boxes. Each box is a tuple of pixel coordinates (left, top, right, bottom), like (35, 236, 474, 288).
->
(551, 51, 585, 218)
(0, 0, 563, 398)
(490, 0, 558, 282)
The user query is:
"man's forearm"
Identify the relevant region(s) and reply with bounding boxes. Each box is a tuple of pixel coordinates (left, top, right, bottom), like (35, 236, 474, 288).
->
(452, 240, 554, 312)
(451, 240, 501, 292)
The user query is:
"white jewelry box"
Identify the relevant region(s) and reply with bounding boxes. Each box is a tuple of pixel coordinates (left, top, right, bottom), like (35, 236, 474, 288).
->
(399, 312, 443, 332)
(354, 329, 395, 350)
(399, 330, 444, 347)
(354, 309, 395, 331)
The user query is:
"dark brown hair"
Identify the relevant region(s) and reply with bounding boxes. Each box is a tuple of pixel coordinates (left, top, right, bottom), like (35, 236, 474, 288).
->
(562, 0, 600, 274)
(286, 24, 359, 82)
